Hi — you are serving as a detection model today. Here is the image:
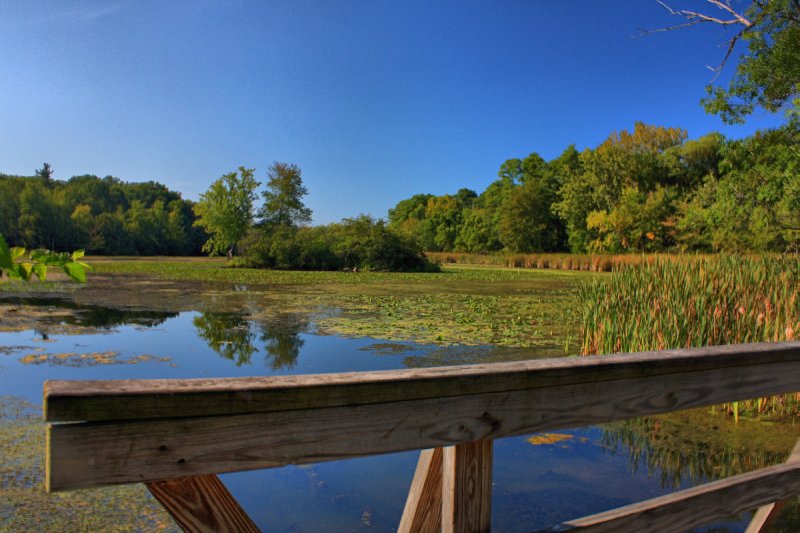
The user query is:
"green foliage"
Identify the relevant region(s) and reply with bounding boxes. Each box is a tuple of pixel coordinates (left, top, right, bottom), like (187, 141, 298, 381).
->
(579, 255, 800, 417)
(34, 162, 53, 180)
(0, 172, 204, 256)
(193, 167, 260, 256)
(240, 215, 436, 272)
(258, 162, 312, 228)
(390, 121, 797, 255)
(677, 124, 800, 252)
(701, 0, 800, 123)
(0, 234, 89, 283)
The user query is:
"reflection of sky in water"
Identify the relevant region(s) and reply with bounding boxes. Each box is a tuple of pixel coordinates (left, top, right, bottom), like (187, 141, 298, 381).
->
(0, 307, 787, 532)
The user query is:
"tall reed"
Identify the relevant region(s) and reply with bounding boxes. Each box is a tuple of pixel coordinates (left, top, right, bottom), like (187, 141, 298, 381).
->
(579, 255, 800, 418)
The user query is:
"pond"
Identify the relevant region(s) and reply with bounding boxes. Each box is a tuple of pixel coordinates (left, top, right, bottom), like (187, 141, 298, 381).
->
(1, 272, 799, 532)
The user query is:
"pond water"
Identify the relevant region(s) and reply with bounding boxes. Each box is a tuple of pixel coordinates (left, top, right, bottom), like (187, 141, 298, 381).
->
(1, 293, 798, 532)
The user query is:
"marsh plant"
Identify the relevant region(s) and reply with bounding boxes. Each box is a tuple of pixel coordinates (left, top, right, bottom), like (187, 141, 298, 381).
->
(579, 255, 800, 419)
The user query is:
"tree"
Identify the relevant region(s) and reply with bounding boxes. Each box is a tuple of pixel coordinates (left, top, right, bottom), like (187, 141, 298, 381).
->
(647, 0, 800, 123)
(194, 167, 260, 256)
(258, 162, 312, 228)
(35, 162, 53, 180)
(498, 174, 563, 253)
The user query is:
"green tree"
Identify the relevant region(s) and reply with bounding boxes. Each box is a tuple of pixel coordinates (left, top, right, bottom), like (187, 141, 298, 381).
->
(258, 162, 312, 228)
(498, 175, 562, 252)
(194, 167, 260, 256)
(650, 1, 800, 123)
(703, 1, 800, 123)
(35, 162, 53, 180)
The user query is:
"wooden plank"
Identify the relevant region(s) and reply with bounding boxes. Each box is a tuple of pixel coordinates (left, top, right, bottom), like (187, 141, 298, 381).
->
(44, 341, 800, 422)
(745, 437, 800, 533)
(47, 359, 800, 491)
(145, 474, 260, 533)
(398, 448, 443, 533)
(552, 462, 800, 533)
(442, 440, 493, 533)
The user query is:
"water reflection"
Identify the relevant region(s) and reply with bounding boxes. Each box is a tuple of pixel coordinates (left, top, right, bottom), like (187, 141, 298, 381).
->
(600, 412, 797, 489)
(193, 312, 257, 366)
(0, 296, 178, 329)
(259, 314, 305, 370)
(192, 311, 306, 369)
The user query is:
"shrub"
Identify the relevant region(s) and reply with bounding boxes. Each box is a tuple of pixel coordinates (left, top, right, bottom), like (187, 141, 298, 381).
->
(239, 216, 438, 272)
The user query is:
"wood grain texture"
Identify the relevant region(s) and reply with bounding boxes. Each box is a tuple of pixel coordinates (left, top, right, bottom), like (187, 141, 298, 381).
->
(555, 462, 800, 533)
(442, 440, 493, 533)
(47, 359, 800, 491)
(44, 341, 800, 422)
(145, 474, 260, 533)
(744, 437, 800, 533)
(398, 448, 443, 533)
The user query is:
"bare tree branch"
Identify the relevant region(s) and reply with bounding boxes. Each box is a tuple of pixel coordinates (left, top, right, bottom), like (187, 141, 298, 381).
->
(636, 1, 756, 78)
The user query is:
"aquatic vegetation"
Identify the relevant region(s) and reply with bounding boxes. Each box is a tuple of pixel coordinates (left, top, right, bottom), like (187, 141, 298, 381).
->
(313, 290, 579, 350)
(580, 255, 800, 418)
(86, 259, 592, 350)
(357, 343, 416, 356)
(0, 396, 176, 532)
(18, 351, 171, 367)
(527, 433, 576, 446)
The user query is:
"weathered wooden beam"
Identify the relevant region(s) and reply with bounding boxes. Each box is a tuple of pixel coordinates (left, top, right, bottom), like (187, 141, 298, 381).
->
(550, 462, 800, 532)
(47, 358, 800, 491)
(744, 437, 800, 533)
(44, 341, 800, 422)
(442, 440, 493, 533)
(398, 448, 443, 533)
(145, 474, 260, 533)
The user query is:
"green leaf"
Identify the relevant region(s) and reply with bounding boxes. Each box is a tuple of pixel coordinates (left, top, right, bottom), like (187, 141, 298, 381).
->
(34, 250, 69, 266)
(63, 262, 87, 283)
(13, 263, 32, 281)
(0, 234, 12, 270)
(32, 263, 47, 281)
(30, 249, 49, 263)
(10, 247, 27, 261)
(71, 249, 85, 260)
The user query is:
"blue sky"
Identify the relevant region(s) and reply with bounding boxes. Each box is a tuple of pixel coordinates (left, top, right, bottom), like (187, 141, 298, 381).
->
(0, 1, 784, 223)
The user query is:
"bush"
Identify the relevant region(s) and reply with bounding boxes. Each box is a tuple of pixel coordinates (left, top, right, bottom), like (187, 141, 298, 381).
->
(238, 216, 438, 272)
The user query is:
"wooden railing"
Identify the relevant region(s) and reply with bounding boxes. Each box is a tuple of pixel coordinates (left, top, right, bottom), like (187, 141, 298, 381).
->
(44, 341, 800, 532)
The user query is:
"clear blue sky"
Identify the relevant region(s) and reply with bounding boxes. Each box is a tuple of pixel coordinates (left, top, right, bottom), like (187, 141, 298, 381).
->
(0, 1, 784, 223)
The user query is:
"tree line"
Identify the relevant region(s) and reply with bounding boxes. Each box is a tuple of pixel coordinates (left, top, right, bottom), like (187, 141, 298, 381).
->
(0, 169, 206, 255)
(388, 121, 799, 255)
(194, 162, 435, 272)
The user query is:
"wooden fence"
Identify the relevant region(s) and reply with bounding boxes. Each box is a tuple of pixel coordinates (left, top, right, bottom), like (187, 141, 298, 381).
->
(45, 340, 800, 532)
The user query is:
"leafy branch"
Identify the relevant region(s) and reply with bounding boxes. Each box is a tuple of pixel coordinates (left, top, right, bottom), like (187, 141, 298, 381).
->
(0, 234, 90, 283)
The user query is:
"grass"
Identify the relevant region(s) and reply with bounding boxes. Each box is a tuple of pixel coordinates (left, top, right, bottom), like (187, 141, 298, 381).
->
(92, 256, 592, 285)
(425, 251, 712, 272)
(579, 255, 800, 419)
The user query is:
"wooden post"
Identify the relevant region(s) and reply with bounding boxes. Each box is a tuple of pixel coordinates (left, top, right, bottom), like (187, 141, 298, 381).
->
(745, 437, 800, 533)
(442, 439, 493, 533)
(398, 448, 444, 533)
(145, 474, 260, 533)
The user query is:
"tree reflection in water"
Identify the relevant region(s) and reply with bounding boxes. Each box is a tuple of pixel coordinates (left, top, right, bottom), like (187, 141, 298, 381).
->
(193, 311, 306, 369)
(193, 312, 257, 366)
(259, 314, 305, 370)
(600, 410, 799, 490)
